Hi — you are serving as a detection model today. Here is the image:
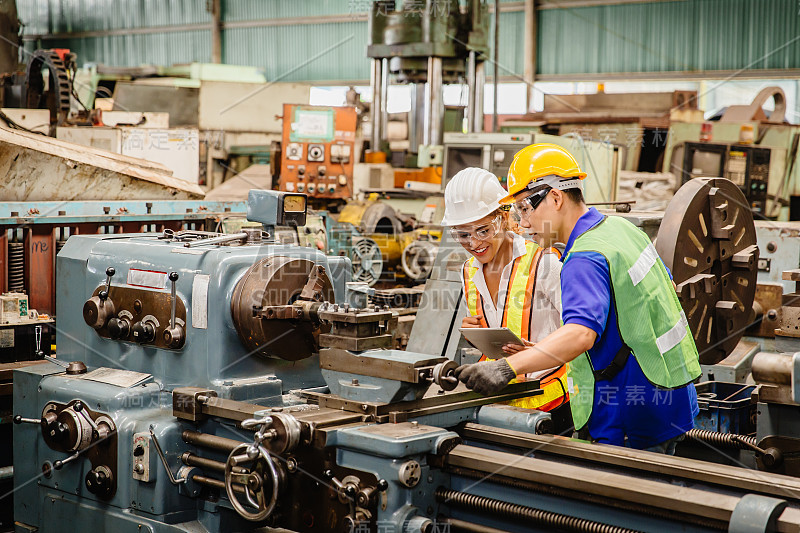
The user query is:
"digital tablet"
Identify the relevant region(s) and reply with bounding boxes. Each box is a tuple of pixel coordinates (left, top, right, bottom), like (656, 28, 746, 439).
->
(459, 327, 526, 359)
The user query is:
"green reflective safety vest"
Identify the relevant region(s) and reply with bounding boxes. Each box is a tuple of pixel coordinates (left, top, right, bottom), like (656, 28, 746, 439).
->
(564, 215, 701, 430)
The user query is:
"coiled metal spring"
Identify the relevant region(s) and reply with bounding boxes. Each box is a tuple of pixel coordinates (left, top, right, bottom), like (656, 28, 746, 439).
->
(685, 428, 756, 450)
(436, 488, 642, 533)
(8, 241, 24, 292)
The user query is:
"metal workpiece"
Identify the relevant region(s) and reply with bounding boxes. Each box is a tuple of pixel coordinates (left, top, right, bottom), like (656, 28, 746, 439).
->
(752, 351, 800, 405)
(318, 305, 395, 352)
(775, 269, 800, 341)
(656, 177, 759, 364)
(752, 351, 795, 386)
(474, 404, 554, 435)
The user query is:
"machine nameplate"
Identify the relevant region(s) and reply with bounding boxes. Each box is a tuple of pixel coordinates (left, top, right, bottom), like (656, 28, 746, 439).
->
(127, 268, 168, 289)
(192, 274, 210, 329)
(0, 329, 13, 348)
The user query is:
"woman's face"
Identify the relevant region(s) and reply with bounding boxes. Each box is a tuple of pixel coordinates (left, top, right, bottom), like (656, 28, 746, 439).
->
(451, 212, 508, 265)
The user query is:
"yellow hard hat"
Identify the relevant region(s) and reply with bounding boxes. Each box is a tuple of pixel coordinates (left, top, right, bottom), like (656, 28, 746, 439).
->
(503, 143, 587, 203)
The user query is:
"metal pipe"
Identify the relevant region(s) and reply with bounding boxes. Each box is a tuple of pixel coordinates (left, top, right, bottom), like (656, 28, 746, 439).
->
(380, 58, 389, 143)
(210, 0, 222, 63)
(0, 466, 12, 480)
(473, 61, 485, 132)
(410, 83, 426, 152)
(181, 452, 247, 474)
(182, 430, 244, 453)
(441, 517, 510, 533)
(183, 232, 247, 248)
(192, 473, 247, 496)
(523, 0, 536, 113)
(752, 352, 793, 386)
(370, 58, 383, 152)
(466, 51, 476, 133)
(436, 488, 640, 533)
(492, 0, 499, 132)
(426, 56, 444, 146)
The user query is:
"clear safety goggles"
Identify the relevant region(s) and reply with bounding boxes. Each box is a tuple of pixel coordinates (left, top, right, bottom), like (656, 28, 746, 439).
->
(512, 187, 552, 218)
(449, 215, 503, 245)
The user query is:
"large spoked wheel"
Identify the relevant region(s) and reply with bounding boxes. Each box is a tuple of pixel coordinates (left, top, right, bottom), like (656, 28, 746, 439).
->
(224, 443, 279, 522)
(655, 177, 759, 365)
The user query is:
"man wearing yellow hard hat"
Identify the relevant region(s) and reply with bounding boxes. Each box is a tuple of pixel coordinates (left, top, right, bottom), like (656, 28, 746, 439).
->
(454, 144, 700, 454)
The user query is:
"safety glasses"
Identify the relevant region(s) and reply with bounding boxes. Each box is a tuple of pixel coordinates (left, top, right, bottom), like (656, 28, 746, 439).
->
(449, 215, 503, 245)
(513, 187, 551, 218)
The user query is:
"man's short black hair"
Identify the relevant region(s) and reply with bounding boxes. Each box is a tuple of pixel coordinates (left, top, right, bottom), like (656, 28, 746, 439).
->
(562, 188, 585, 205)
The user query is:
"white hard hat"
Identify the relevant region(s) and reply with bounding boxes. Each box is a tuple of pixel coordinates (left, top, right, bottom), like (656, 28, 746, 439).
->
(441, 167, 507, 226)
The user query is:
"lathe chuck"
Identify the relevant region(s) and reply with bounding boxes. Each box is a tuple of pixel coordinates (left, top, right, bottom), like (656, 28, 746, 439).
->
(231, 256, 335, 361)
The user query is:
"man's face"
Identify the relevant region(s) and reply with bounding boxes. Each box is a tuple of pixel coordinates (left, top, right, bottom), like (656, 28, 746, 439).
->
(514, 187, 559, 247)
(450, 213, 506, 265)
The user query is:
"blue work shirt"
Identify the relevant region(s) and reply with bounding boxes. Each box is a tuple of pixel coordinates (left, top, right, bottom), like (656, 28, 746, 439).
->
(561, 208, 698, 449)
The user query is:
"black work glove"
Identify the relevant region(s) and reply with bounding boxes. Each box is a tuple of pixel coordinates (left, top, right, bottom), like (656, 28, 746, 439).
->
(454, 359, 517, 396)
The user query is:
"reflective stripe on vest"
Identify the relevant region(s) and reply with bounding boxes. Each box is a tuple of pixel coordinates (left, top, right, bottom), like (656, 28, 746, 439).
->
(564, 215, 701, 430)
(462, 242, 569, 411)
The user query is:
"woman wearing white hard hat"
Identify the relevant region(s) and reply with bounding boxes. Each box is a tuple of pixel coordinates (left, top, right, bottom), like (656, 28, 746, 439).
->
(443, 167, 571, 432)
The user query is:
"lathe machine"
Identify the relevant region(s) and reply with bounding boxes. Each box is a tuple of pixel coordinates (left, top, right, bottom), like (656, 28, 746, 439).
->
(13, 187, 800, 533)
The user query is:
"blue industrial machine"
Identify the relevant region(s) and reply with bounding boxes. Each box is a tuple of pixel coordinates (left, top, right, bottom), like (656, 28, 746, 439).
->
(13, 188, 800, 533)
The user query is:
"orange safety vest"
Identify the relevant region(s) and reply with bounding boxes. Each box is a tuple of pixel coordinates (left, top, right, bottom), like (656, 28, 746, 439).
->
(462, 240, 569, 412)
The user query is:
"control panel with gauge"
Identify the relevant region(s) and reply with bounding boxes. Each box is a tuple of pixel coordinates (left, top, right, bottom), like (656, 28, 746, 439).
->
(679, 142, 773, 215)
(278, 104, 358, 203)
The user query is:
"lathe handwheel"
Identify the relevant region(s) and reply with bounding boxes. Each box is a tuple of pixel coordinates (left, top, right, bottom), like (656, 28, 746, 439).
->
(224, 443, 279, 522)
(433, 360, 458, 391)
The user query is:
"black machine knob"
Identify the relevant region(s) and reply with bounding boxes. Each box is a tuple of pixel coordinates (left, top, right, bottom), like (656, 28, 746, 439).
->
(85, 466, 113, 497)
(107, 317, 131, 339)
(48, 421, 72, 448)
(131, 321, 156, 344)
(163, 326, 185, 349)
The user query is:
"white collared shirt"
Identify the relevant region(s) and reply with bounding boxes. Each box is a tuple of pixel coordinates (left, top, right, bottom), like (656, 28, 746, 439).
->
(461, 233, 563, 378)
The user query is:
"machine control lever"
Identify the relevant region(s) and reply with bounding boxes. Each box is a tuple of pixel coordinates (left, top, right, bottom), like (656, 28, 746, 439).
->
(99, 267, 115, 301)
(83, 267, 117, 330)
(13, 415, 41, 425)
(323, 469, 356, 499)
(149, 428, 187, 485)
(163, 272, 185, 349)
(34, 325, 43, 359)
(53, 451, 81, 470)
